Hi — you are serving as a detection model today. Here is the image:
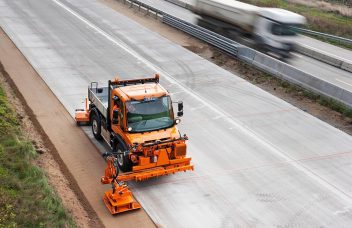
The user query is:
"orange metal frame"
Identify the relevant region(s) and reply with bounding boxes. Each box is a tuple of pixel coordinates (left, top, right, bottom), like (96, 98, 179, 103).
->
(101, 156, 194, 215)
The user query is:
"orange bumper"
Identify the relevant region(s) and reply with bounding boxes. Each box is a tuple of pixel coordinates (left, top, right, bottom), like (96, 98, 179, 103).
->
(101, 157, 194, 183)
(118, 162, 194, 182)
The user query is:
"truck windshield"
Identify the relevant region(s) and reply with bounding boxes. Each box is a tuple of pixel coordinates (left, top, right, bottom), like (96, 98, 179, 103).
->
(126, 96, 174, 132)
(271, 23, 297, 36)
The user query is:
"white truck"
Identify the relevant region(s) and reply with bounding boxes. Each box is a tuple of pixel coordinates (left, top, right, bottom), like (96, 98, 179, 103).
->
(191, 0, 306, 59)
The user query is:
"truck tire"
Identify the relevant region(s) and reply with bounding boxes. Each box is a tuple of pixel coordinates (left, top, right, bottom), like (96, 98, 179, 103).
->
(116, 142, 132, 172)
(91, 110, 102, 140)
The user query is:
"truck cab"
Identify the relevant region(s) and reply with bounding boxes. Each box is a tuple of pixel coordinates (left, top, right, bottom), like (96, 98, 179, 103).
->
(254, 8, 306, 59)
(77, 75, 192, 174)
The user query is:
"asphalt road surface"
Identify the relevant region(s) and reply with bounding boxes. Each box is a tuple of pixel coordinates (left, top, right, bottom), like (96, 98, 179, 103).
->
(1, 0, 352, 227)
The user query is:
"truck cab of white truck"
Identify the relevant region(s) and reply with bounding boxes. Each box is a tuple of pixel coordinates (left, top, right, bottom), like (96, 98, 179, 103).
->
(254, 8, 306, 58)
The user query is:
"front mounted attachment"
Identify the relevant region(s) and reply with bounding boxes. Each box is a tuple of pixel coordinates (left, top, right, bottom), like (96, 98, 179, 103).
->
(102, 182, 141, 214)
(101, 155, 141, 215)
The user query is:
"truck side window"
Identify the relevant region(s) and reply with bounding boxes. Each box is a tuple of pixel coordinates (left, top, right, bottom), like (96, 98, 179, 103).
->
(120, 103, 124, 128)
(271, 23, 281, 36)
(271, 23, 296, 36)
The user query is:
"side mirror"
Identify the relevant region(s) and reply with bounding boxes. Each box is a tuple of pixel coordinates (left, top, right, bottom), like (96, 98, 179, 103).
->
(177, 101, 183, 117)
(112, 110, 119, 124)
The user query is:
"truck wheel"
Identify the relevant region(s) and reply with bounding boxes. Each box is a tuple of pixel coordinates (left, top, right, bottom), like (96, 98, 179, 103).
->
(116, 143, 132, 172)
(91, 112, 102, 140)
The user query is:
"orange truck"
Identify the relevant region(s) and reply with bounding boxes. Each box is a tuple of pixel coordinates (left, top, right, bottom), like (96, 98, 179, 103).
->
(75, 74, 193, 214)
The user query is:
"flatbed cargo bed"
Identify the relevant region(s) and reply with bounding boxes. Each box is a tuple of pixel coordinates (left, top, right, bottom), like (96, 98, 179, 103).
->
(88, 84, 109, 119)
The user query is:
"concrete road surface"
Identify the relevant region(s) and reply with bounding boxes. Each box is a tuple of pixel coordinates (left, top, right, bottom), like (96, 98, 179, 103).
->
(1, 0, 352, 227)
(137, 0, 352, 93)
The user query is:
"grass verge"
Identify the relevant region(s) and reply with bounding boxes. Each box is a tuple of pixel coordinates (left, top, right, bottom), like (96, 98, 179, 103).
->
(0, 82, 75, 227)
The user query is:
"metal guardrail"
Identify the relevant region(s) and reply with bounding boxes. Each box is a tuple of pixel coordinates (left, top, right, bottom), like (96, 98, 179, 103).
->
(294, 27, 352, 46)
(120, 0, 239, 56)
(163, 14, 239, 56)
(121, 0, 163, 15)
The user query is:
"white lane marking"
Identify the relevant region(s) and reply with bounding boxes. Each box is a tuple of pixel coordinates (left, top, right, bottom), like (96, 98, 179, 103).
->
(190, 105, 205, 111)
(298, 43, 352, 64)
(168, 91, 184, 96)
(51, 0, 352, 203)
(334, 205, 352, 215)
(336, 78, 352, 88)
